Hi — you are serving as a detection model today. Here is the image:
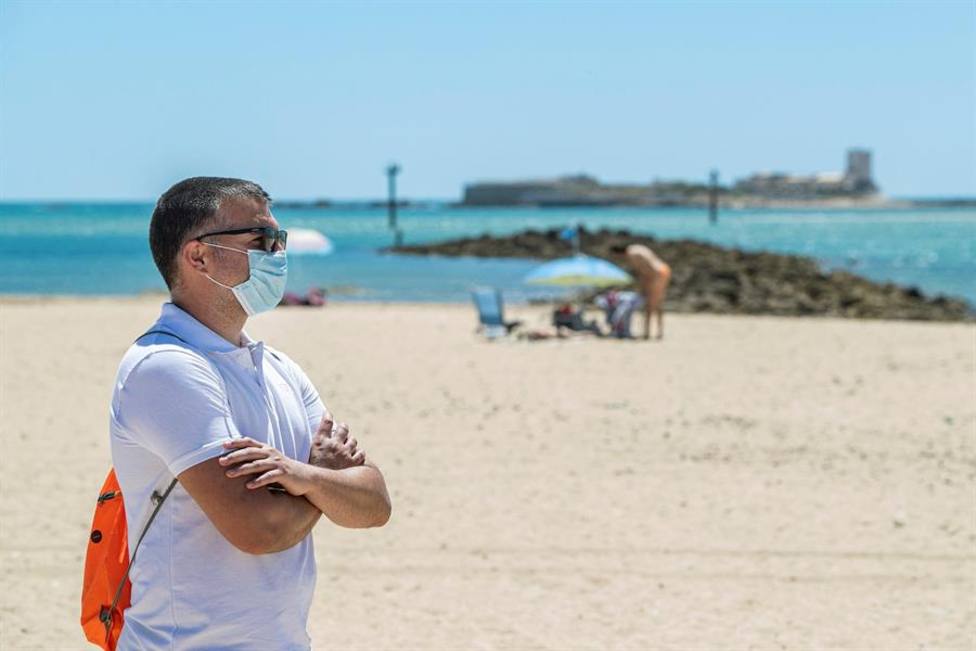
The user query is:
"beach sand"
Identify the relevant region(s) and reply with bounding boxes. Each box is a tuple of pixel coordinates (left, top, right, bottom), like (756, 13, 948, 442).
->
(1, 297, 973, 649)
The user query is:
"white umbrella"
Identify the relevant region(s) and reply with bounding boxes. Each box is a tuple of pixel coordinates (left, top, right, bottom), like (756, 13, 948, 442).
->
(286, 228, 334, 255)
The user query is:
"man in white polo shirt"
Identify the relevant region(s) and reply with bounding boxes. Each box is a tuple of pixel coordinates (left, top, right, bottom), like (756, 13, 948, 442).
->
(110, 177, 391, 650)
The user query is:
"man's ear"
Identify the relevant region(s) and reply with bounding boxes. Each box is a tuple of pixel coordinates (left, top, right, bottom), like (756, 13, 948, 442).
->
(182, 240, 211, 275)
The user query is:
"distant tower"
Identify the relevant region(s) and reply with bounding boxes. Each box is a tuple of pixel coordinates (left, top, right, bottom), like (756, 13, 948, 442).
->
(845, 149, 876, 193)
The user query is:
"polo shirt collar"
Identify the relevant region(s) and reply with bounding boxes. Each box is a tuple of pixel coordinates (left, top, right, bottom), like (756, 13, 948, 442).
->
(157, 302, 260, 355)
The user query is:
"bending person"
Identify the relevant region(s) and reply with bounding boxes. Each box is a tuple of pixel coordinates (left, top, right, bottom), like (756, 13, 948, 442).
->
(610, 243, 671, 340)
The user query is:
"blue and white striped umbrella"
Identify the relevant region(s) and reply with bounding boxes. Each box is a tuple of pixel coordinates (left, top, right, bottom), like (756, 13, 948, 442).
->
(523, 254, 630, 287)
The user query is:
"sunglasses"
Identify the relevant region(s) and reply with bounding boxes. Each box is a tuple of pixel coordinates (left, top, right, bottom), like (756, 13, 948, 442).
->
(195, 226, 288, 252)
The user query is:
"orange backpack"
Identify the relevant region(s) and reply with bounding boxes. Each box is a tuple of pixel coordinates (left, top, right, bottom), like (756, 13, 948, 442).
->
(80, 469, 177, 650)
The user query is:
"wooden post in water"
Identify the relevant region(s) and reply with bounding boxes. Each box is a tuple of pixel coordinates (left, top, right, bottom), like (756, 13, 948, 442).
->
(708, 169, 719, 224)
(386, 163, 402, 245)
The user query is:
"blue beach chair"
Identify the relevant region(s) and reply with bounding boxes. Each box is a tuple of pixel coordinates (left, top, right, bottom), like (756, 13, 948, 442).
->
(471, 287, 523, 338)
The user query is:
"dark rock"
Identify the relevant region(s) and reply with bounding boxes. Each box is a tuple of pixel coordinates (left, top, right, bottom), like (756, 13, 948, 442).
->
(384, 227, 973, 321)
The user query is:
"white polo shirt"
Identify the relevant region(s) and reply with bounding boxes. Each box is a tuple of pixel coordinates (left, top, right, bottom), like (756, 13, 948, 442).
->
(109, 302, 327, 651)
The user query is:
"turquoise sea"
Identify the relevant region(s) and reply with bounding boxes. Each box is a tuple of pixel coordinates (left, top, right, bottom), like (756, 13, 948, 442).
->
(1, 202, 974, 306)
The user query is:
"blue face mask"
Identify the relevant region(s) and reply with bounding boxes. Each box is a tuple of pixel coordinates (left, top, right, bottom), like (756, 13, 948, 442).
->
(203, 243, 288, 316)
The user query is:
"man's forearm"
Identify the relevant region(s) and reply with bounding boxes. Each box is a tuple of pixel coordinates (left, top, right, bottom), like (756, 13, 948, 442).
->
(303, 463, 391, 529)
(257, 491, 322, 553)
(180, 456, 323, 556)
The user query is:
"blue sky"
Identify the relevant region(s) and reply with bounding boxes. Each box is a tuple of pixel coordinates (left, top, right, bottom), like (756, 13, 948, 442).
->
(1, 1, 973, 200)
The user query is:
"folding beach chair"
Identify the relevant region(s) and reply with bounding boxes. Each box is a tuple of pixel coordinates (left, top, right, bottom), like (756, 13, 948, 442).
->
(471, 287, 523, 339)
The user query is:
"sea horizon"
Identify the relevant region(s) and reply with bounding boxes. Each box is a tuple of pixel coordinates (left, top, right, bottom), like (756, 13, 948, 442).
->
(2, 194, 975, 205)
(2, 202, 974, 306)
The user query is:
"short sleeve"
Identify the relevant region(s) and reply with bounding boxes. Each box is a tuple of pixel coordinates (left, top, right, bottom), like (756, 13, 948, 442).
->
(116, 350, 241, 476)
(271, 349, 327, 434)
(295, 364, 327, 435)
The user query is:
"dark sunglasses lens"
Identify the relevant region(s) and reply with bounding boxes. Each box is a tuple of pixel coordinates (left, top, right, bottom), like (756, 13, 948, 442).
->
(278, 230, 287, 250)
(257, 228, 278, 252)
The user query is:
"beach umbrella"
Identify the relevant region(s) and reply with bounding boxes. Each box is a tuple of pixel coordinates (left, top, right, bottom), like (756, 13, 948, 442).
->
(286, 228, 334, 255)
(523, 254, 630, 287)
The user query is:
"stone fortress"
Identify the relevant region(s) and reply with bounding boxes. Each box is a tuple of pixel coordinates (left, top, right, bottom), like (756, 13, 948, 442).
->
(734, 149, 877, 198)
(461, 149, 880, 207)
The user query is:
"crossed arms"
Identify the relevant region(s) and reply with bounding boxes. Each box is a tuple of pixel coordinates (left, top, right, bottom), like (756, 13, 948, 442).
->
(178, 413, 391, 555)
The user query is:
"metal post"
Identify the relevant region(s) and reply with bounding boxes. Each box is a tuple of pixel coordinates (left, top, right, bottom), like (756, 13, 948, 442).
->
(386, 163, 400, 233)
(709, 169, 719, 224)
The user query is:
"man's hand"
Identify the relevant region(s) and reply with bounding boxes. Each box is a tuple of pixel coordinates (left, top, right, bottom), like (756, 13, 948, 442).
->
(219, 438, 317, 496)
(219, 423, 391, 530)
(309, 412, 366, 470)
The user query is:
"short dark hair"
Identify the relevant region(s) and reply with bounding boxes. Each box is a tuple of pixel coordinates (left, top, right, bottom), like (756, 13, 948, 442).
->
(149, 177, 271, 289)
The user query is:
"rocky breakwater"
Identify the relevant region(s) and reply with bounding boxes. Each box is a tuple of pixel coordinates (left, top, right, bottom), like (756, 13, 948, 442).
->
(387, 228, 972, 321)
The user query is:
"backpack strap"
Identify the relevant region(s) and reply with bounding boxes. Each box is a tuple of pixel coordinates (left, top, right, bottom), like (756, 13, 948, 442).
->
(100, 329, 188, 639)
(101, 478, 178, 639)
(137, 329, 190, 345)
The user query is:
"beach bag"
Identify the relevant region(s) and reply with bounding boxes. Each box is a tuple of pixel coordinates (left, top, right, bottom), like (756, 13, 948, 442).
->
(80, 469, 176, 650)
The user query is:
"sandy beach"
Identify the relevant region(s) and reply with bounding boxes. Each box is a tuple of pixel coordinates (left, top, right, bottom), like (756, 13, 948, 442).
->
(1, 296, 973, 650)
